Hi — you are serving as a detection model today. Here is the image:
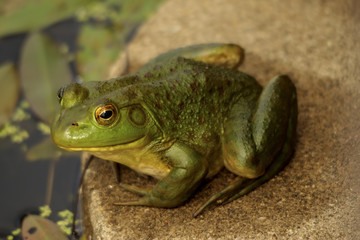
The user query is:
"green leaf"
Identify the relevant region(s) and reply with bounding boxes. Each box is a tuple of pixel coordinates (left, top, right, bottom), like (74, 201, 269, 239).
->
(105, 0, 165, 23)
(26, 137, 62, 161)
(75, 0, 165, 81)
(75, 0, 164, 24)
(21, 215, 68, 240)
(26, 136, 80, 161)
(76, 24, 124, 82)
(20, 32, 72, 123)
(0, 0, 94, 38)
(0, 62, 20, 127)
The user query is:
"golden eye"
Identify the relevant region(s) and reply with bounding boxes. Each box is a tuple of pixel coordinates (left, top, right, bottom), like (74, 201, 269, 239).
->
(95, 104, 117, 126)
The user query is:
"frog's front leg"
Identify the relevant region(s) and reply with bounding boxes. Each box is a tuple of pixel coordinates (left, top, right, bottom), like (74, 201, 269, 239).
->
(115, 142, 208, 208)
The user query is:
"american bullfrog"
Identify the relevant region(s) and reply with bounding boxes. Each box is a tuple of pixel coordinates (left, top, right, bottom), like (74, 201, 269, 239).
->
(51, 43, 297, 216)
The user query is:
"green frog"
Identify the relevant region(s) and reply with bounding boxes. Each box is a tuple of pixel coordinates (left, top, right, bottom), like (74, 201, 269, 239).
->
(51, 43, 297, 216)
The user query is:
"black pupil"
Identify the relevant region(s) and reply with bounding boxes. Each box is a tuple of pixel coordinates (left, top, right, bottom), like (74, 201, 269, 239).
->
(100, 110, 113, 119)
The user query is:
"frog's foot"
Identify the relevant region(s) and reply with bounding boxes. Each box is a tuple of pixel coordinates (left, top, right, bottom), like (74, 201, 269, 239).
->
(193, 177, 250, 217)
(114, 192, 180, 208)
(194, 138, 294, 217)
(118, 183, 150, 196)
(115, 184, 154, 206)
(114, 196, 152, 206)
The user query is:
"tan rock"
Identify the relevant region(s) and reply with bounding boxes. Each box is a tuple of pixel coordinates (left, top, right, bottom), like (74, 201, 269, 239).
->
(82, 0, 360, 239)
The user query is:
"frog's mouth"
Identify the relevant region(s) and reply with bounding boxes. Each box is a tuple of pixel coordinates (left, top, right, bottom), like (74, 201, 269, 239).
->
(56, 135, 149, 152)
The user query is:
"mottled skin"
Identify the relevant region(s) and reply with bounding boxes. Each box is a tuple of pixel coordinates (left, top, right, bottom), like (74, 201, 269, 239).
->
(51, 44, 297, 216)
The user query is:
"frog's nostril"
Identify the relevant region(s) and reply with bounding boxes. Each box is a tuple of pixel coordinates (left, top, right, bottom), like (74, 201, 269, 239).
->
(71, 122, 79, 127)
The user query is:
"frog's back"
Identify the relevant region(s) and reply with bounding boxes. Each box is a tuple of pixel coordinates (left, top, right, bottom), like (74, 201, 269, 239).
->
(135, 57, 262, 154)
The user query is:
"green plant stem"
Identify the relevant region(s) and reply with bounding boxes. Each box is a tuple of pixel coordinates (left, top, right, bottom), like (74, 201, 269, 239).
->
(45, 157, 58, 205)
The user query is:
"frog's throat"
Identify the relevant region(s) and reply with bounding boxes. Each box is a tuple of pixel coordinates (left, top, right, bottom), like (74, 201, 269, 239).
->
(57, 135, 148, 152)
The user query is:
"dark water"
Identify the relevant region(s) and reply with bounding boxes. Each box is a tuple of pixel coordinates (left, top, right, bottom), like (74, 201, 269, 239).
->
(0, 19, 82, 238)
(0, 127, 81, 237)
(0, 14, 140, 237)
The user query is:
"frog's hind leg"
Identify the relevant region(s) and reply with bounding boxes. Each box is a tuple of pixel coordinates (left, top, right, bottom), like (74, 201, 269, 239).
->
(222, 115, 296, 205)
(194, 75, 297, 217)
(140, 43, 244, 71)
(193, 116, 296, 217)
(223, 75, 297, 178)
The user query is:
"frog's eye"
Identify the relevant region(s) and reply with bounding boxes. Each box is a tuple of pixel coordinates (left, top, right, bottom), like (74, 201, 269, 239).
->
(95, 104, 118, 126)
(57, 87, 65, 102)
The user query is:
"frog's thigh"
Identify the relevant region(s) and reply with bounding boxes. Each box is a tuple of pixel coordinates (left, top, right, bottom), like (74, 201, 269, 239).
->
(222, 88, 259, 178)
(223, 75, 297, 179)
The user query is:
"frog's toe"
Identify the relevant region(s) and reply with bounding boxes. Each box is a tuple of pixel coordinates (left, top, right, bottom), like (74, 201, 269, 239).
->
(114, 197, 151, 206)
(193, 177, 248, 217)
(119, 183, 150, 196)
(220, 179, 258, 205)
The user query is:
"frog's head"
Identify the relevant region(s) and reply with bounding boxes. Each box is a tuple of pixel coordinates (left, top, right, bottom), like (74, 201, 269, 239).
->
(51, 82, 160, 152)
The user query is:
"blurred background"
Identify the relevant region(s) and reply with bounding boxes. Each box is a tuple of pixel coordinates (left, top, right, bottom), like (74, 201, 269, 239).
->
(0, 0, 164, 238)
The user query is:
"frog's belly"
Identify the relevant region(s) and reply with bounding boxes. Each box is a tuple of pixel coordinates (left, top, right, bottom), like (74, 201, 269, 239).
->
(88, 149, 171, 180)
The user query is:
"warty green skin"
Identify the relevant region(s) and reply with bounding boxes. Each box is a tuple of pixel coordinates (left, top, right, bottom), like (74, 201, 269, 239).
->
(137, 57, 262, 155)
(51, 44, 297, 216)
